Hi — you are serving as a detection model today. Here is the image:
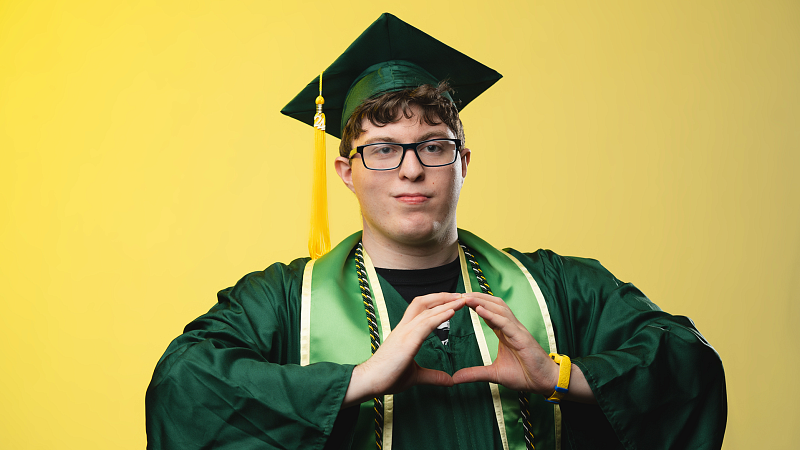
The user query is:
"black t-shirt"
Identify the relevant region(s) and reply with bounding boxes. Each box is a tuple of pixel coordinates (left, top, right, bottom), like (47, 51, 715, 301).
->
(375, 257, 460, 344)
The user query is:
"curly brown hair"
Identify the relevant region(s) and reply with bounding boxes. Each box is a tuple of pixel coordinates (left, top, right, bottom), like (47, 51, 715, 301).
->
(339, 81, 465, 157)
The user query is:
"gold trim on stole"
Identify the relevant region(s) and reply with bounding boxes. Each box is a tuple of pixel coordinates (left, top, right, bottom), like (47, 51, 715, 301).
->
(459, 246, 510, 450)
(300, 237, 561, 449)
(300, 259, 315, 367)
(501, 250, 562, 450)
(362, 249, 394, 450)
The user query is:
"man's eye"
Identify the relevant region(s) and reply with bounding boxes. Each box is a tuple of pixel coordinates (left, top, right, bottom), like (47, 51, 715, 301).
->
(366, 145, 400, 158)
(422, 144, 444, 153)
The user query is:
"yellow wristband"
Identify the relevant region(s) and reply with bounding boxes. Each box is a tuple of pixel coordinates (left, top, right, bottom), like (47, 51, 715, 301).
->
(545, 353, 571, 404)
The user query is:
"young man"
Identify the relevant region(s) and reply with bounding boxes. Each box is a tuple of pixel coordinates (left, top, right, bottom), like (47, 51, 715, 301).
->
(146, 13, 726, 450)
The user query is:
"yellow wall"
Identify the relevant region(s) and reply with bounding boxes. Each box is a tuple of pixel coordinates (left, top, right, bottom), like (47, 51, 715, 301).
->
(1, 1, 797, 448)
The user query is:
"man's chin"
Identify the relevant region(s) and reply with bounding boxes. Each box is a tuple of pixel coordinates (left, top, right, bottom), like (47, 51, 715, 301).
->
(385, 221, 452, 246)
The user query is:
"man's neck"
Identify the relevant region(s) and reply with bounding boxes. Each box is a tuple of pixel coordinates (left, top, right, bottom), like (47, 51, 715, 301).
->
(361, 227, 459, 270)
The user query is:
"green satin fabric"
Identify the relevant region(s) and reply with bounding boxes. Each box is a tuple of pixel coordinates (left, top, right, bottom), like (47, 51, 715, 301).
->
(304, 231, 509, 449)
(305, 231, 374, 449)
(279, 13, 502, 140)
(145, 236, 726, 449)
(307, 232, 369, 363)
(458, 230, 557, 450)
(341, 60, 453, 136)
(306, 230, 558, 449)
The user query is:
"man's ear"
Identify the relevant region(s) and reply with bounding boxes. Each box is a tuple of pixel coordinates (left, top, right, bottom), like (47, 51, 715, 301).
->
(460, 148, 471, 178)
(334, 156, 356, 193)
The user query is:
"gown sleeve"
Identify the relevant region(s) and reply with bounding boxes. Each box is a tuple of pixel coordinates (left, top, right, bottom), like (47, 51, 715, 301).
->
(145, 258, 357, 450)
(515, 250, 727, 450)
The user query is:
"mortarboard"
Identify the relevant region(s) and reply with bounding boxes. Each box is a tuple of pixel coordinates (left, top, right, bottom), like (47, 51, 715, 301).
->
(281, 12, 502, 259)
(282, 12, 502, 139)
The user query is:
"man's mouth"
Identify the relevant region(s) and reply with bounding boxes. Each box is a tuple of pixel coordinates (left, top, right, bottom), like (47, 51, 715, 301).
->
(395, 193, 429, 205)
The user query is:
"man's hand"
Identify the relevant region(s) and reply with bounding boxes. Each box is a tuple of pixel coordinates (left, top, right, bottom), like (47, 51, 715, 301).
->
(342, 292, 466, 408)
(452, 293, 596, 404)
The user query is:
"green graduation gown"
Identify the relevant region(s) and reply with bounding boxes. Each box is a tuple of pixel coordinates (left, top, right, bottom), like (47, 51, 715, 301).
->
(145, 242, 726, 449)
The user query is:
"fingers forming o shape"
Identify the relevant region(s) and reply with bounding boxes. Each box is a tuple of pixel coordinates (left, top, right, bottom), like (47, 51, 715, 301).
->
(404, 298, 464, 339)
(462, 293, 532, 348)
(463, 294, 515, 327)
(405, 292, 463, 314)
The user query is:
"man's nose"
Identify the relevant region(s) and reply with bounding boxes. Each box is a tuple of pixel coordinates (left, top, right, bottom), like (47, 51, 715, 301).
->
(398, 148, 425, 180)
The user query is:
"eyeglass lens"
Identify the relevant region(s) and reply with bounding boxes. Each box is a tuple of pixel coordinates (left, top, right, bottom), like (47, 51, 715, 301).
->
(362, 139, 458, 169)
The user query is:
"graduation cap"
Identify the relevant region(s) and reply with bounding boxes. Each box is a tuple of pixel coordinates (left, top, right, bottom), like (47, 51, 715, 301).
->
(282, 12, 502, 139)
(281, 12, 502, 259)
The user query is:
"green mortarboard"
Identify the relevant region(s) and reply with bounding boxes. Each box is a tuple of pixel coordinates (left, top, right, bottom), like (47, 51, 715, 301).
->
(281, 12, 503, 139)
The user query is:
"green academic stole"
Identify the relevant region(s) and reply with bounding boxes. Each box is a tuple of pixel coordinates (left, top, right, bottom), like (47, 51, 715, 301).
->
(300, 229, 562, 450)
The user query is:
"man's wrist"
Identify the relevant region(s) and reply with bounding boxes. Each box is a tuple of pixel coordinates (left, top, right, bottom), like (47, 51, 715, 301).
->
(342, 363, 373, 408)
(544, 353, 571, 404)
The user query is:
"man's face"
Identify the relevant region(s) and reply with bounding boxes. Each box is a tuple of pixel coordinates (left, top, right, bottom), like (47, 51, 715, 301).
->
(335, 105, 470, 248)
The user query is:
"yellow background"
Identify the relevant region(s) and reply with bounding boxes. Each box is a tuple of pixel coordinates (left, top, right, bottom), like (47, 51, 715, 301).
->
(2, 1, 798, 448)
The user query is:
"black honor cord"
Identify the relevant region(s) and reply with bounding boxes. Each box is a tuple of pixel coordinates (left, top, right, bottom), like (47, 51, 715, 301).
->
(355, 243, 384, 449)
(461, 243, 536, 450)
(355, 241, 536, 450)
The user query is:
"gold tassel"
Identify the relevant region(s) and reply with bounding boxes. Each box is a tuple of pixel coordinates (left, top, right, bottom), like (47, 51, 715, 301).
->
(309, 72, 331, 259)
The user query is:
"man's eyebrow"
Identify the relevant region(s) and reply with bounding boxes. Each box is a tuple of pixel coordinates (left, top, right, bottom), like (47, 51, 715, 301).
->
(361, 131, 451, 145)
(418, 131, 451, 142)
(362, 136, 397, 145)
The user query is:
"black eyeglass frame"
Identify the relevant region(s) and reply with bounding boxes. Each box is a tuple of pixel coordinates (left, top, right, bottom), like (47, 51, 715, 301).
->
(348, 138, 463, 171)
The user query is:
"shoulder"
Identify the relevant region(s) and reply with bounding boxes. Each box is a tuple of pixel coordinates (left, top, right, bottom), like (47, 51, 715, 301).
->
(157, 256, 312, 372)
(237, 256, 311, 288)
(504, 248, 621, 287)
(217, 257, 311, 307)
(172, 256, 312, 343)
(504, 248, 662, 314)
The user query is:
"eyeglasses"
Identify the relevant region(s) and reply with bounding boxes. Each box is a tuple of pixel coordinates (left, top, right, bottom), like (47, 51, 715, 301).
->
(348, 138, 462, 171)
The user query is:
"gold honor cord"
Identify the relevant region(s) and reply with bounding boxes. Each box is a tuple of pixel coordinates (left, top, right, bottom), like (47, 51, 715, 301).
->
(309, 72, 331, 259)
(302, 233, 561, 448)
(459, 245, 510, 450)
(500, 251, 562, 450)
(460, 244, 536, 450)
(356, 243, 394, 450)
(362, 248, 394, 449)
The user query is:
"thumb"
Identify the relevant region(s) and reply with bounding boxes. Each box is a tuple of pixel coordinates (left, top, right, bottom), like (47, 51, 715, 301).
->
(452, 365, 497, 385)
(414, 366, 455, 387)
